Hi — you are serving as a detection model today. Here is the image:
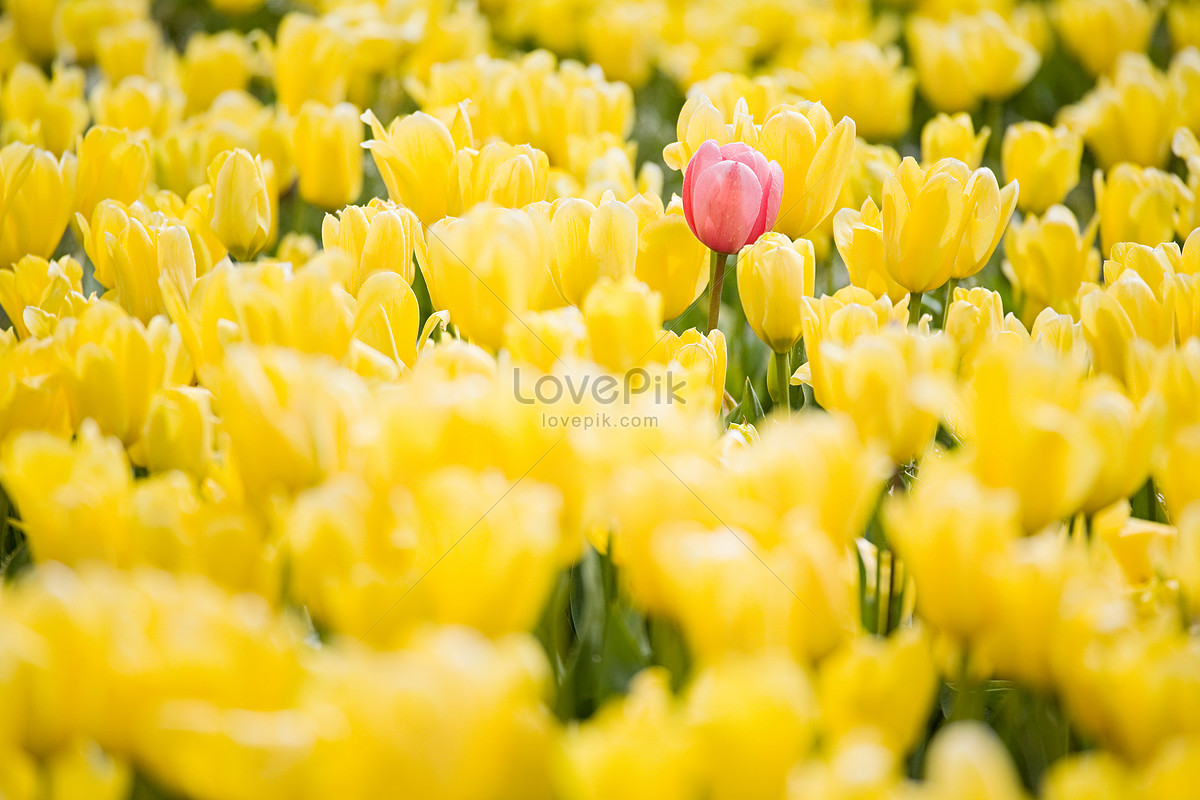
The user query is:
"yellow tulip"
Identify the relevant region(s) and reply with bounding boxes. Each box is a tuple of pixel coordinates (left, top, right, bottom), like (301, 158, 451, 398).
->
(140, 385, 214, 478)
(1053, 0, 1160, 77)
(630, 193, 708, 320)
(8, 0, 56, 59)
(274, 13, 352, 114)
(836, 157, 1018, 294)
(0, 62, 88, 156)
(179, 31, 255, 116)
(1060, 54, 1179, 169)
(1002, 204, 1100, 324)
(548, 195, 638, 307)
(793, 41, 916, 142)
(737, 232, 815, 353)
(423, 205, 545, 351)
(73, 125, 150, 222)
(293, 101, 363, 210)
(886, 461, 1021, 640)
(1170, 0, 1200, 51)
(206, 148, 271, 261)
(556, 669, 698, 800)
(361, 108, 465, 225)
(1095, 164, 1185, 257)
(816, 327, 953, 465)
(817, 628, 938, 753)
(504, 306, 589, 371)
(456, 140, 550, 210)
(684, 653, 815, 800)
(322, 199, 424, 295)
(0, 254, 86, 339)
(908, 11, 1041, 112)
(923, 722, 1027, 800)
(352, 270, 420, 369)
(662, 93, 739, 171)
(582, 276, 663, 373)
(1002, 122, 1084, 213)
(0, 142, 76, 268)
(94, 18, 160, 81)
(660, 328, 727, 415)
(1170, 47, 1200, 145)
(89, 76, 183, 137)
(758, 101, 856, 239)
(944, 286, 1030, 371)
(921, 112, 989, 170)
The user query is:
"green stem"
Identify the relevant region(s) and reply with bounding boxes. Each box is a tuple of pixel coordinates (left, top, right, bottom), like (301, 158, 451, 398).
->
(706, 251, 729, 335)
(909, 291, 924, 327)
(771, 349, 791, 416)
(940, 277, 958, 329)
(795, 338, 813, 408)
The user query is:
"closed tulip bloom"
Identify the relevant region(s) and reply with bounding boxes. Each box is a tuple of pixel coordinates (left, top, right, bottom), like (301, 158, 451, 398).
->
(1059, 54, 1179, 169)
(630, 193, 708, 320)
(179, 31, 255, 116)
(89, 76, 184, 138)
(682, 139, 783, 254)
(1002, 122, 1084, 214)
(1003, 205, 1100, 324)
(74, 126, 151, 222)
(1053, 0, 1160, 77)
(504, 306, 589, 372)
(662, 93, 738, 172)
(423, 205, 544, 351)
(737, 232, 815, 353)
(207, 148, 271, 261)
(1094, 164, 1184, 256)
(835, 157, 1018, 295)
(758, 102, 856, 239)
(0, 142, 76, 268)
(0, 254, 85, 339)
(141, 386, 215, 478)
(923, 723, 1027, 800)
(294, 102, 363, 210)
(1171, 2, 1200, 51)
(582, 277, 663, 373)
(921, 113, 989, 170)
(362, 109, 466, 225)
(1079, 378, 1165, 514)
(322, 200, 424, 295)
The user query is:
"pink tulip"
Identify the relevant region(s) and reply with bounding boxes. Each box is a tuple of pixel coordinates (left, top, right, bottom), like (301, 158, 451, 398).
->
(682, 139, 784, 255)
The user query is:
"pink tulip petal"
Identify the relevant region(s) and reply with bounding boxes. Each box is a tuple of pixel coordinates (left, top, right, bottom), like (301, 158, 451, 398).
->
(724, 148, 772, 193)
(682, 139, 722, 236)
(693, 160, 762, 254)
(718, 142, 754, 159)
(750, 160, 784, 240)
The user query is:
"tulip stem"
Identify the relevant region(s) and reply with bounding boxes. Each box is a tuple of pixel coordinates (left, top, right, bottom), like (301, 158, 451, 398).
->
(770, 350, 792, 415)
(908, 291, 923, 327)
(940, 278, 957, 329)
(706, 251, 729, 335)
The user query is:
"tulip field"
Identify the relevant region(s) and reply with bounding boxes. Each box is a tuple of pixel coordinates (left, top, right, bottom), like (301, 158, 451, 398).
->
(5, 0, 1200, 797)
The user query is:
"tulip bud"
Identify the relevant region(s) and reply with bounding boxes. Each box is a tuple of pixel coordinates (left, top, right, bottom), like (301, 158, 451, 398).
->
(921, 113, 989, 170)
(1002, 122, 1083, 214)
(548, 195, 639, 307)
(682, 139, 783, 254)
(737, 232, 815, 353)
(74, 126, 151, 222)
(582, 277, 663, 373)
(631, 194, 708, 320)
(207, 148, 271, 261)
(293, 101, 363, 210)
